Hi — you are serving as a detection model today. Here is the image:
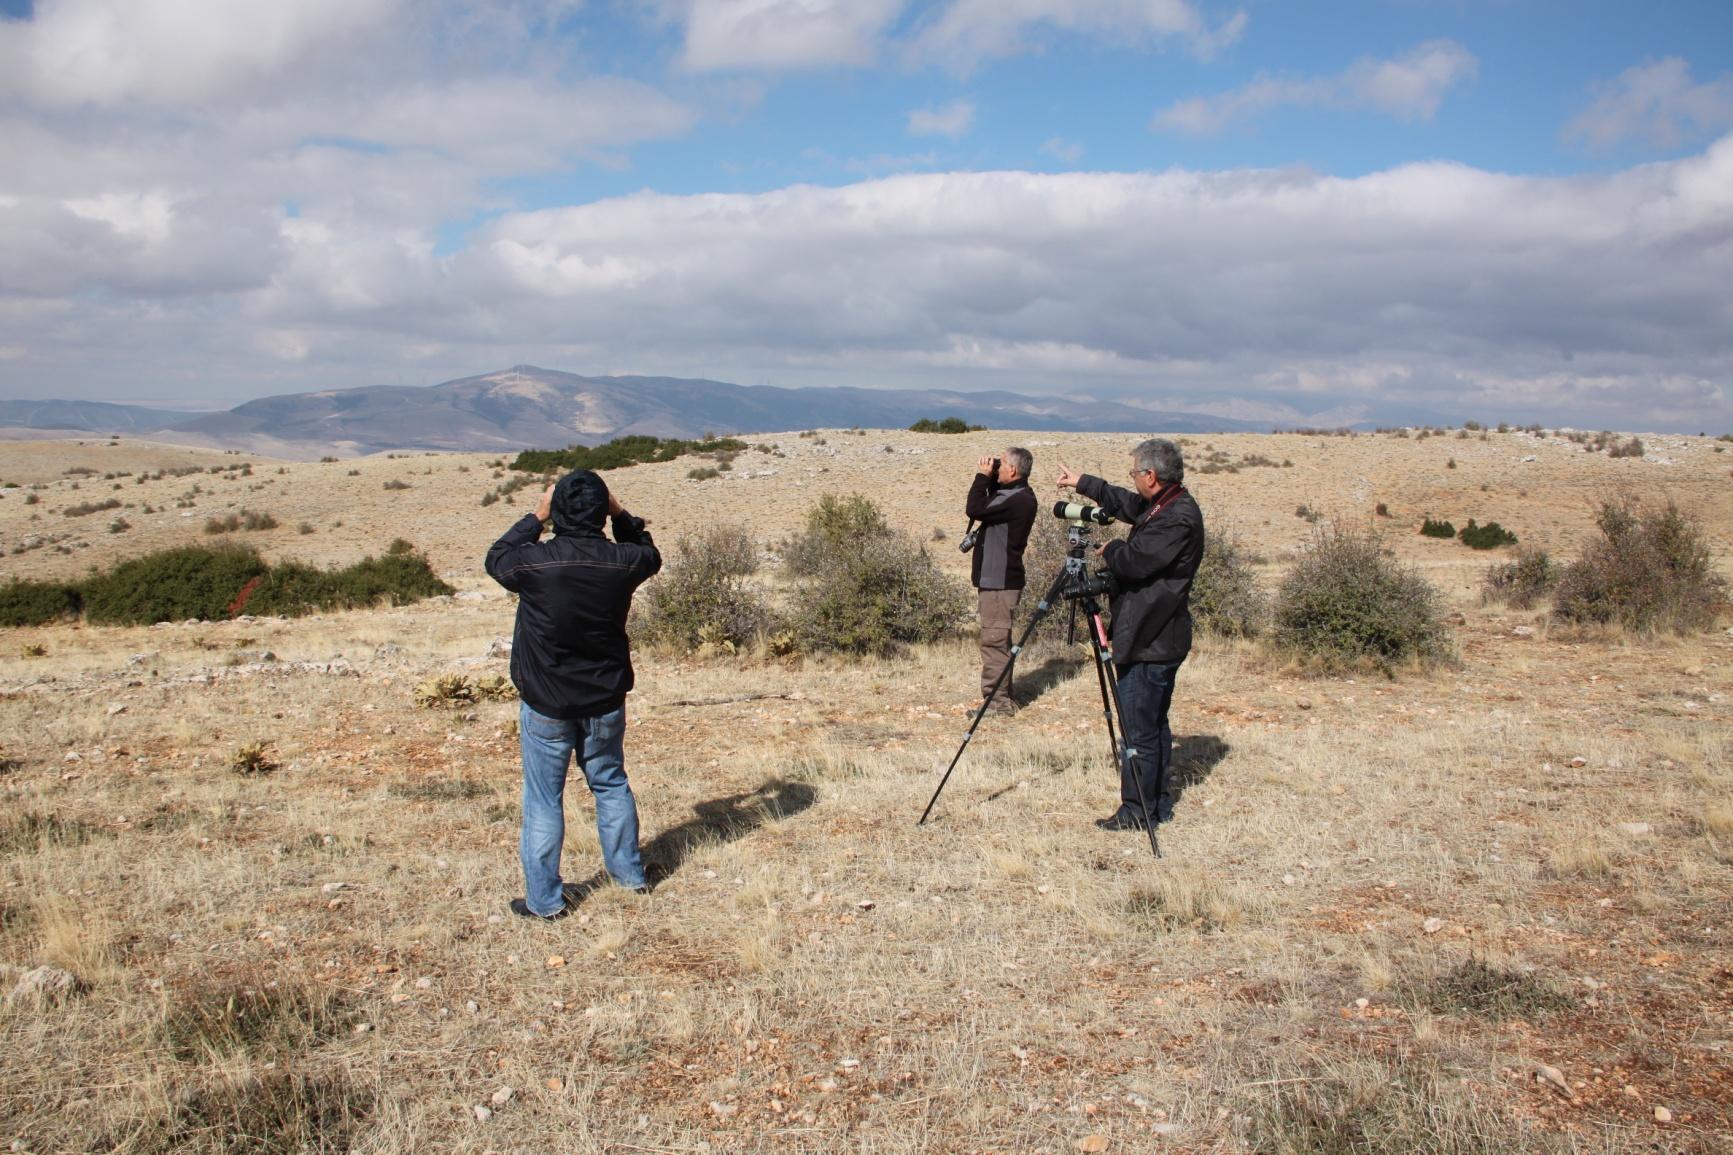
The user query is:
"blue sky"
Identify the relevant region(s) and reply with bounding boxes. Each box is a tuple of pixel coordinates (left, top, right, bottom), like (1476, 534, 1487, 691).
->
(538, 1, 1733, 202)
(1, 0, 1730, 429)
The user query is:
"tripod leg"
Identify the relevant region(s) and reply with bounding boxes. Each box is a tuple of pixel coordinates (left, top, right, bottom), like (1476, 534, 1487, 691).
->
(1084, 603, 1160, 859)
(919, 565, 1068, 826)
(1086, 612, 1122, 773)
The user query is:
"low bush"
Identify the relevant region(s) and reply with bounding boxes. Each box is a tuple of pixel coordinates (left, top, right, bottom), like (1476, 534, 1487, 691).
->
(1481, 547, 1556, 608)
(908, 417, 985, 433)
(510, 434, 747, 474)
(786, 496, 969, 655)
(229, 742, 278, 776)
(70, 541, 450, 625)
(1457, 519, 1517, 549)
(638, 525, 771, 653)
(1553, 499, 1725, 633)
(1419, 516, 1455, 539)
(1606, 436, 1645, 458)
(83, 543, 269, 624)
(782, 493, 893, 578)
(1273, 523, 1452, 671)
(204, 509, 277, 534)
(245, 547, 453, 617)
(0, 579, 83, 627)
(1191, 529, 1268, 638)
(687, 466, 721, 481)
(64, 497, 122, 517)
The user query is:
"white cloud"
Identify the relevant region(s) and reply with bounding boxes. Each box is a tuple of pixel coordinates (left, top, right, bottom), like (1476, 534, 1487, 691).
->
(907, 98, 974, 138)
(10, 135, 1733, 428)
(673, 0, 909, 72)
(909, 0, 1245, 73)
(1565, 58, 1733, 152)
(0, 0, 401, 108)
(1155, 40, 1477, 134)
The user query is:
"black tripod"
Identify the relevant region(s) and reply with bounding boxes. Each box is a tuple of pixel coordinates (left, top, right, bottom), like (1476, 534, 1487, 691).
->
(918, 526, 1163, 858)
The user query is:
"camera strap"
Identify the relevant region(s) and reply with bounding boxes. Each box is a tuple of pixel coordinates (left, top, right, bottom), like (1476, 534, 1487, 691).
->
(1136, 483, 1188, 529)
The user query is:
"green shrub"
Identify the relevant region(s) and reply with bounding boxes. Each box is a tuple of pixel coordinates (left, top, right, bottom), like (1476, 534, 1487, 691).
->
(246, 548, 453, 617)
(1419, 517, 1455, 539)
(1273, 524, 1452, 671)
(72, 541, 451, 625)
(0, 579, 83, 627)
(638, 525, 770, 652)
(1456, 519, 1517, 549)
(908, 417, 985, 433)
(82, 543, 269, 625)
(510, 435, 747, 474)
(1191, 530, 1268, 638)
(782, 493, 892, 578)
(786, 496, 969, 655)
(1553, 500, 1725, 633)
(1481, 548, 1556, 608)
(687, 466, 721, 481)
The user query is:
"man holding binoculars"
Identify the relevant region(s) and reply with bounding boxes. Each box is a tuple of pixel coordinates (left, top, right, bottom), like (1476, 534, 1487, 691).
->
(963, 447, 1036, 716)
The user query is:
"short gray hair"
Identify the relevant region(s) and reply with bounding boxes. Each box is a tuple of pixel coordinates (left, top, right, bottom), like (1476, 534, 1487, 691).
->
(1133, 438, 1184, 484)
(1003, 446, 1033, 480)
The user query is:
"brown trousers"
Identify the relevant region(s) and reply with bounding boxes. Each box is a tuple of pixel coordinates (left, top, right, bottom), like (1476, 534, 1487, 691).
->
(978, 588, 1022, 699)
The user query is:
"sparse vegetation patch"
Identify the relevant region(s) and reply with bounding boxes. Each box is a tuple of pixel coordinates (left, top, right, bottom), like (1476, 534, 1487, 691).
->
(639, 525, 771, 653)
(510, 435, 747, 474)
(1552, 499, 1725, 634)
(908, 417, 985, 433)
(1273, 524, 1452, 671)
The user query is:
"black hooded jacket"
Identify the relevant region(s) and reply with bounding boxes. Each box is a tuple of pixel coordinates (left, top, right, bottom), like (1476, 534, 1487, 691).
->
(484, 470, 661, 719)
(1076, 474, 1205, 665)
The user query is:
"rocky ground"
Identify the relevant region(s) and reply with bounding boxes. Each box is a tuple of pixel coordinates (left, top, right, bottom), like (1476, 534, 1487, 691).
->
(1, 427, 1730, 1153)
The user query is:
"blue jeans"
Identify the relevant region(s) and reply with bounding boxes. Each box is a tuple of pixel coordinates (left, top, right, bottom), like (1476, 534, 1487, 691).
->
(519, 702, 644, 914)
(1113, 659, 1182, 823)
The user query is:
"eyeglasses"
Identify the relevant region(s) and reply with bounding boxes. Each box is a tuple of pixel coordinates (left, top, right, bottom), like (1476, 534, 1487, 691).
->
(1128, 468, 1153, 479)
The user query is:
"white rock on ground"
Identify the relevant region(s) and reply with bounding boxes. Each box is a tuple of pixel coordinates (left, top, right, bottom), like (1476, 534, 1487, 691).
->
(6, 965, 82, 1006)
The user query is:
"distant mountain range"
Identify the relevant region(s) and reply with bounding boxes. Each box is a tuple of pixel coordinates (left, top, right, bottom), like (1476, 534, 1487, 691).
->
(2, 366, 1270, 455)
(0, 398, 213, 432)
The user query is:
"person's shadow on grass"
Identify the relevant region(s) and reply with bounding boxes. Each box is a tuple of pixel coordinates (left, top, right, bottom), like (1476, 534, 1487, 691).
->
(1168, 733, 1229, 808)
(563, 778, 817, 905)
(1012, 653, 1086, 705)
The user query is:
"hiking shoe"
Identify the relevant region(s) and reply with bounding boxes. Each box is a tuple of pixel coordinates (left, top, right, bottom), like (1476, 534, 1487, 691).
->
(1094, 811, 1150, 832)
(971, 697, 1019, 719)
(509, 898, 570, 921)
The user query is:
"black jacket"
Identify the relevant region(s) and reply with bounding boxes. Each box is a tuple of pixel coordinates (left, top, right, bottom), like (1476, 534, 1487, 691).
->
(965, 476, 1037, 590)
(1076, 475, 1205, 665)
(484, 472, 661, 719)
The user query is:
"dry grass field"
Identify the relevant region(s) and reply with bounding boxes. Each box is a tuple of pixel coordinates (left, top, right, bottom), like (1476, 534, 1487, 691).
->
(1, 426, 1730, 1153)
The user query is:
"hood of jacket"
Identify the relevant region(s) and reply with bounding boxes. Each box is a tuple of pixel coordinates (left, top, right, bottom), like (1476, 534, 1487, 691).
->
(550, 469, 610, 536)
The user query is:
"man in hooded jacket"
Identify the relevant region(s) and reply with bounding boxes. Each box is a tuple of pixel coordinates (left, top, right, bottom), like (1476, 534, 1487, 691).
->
(485, 469, 661, 919)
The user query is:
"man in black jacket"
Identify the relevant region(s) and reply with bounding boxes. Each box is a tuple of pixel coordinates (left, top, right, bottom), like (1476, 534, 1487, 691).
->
(1056, 439, 1204, 831)
(965, 446, 1037, 714)
(485, 469, 661, 918)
